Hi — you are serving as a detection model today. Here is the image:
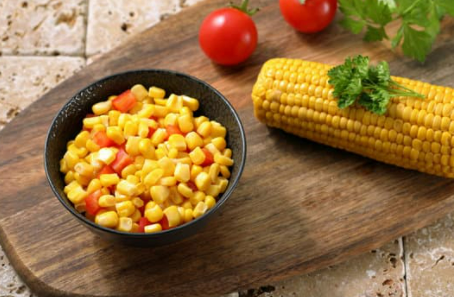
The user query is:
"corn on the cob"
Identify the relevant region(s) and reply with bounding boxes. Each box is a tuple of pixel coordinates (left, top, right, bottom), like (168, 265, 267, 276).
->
(252, 58, 454, 178)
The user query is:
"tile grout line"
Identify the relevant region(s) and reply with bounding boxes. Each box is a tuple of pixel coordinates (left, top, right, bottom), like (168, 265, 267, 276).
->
(402, 236, 409, 297)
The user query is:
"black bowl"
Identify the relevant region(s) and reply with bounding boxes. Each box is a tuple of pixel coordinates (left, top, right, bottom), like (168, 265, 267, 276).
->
(44, 70, 246, 247)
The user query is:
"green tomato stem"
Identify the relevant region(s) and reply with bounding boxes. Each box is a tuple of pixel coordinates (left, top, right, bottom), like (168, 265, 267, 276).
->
(230, 0, 259, 16)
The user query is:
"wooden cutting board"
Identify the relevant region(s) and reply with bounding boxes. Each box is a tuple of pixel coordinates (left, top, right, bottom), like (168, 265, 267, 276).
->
(2, 1, 454, 296)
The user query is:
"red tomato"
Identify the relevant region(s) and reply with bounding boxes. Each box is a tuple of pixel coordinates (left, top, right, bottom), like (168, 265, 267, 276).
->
(85, 190, 103, 216)
(200, 148, 214, 167)
(165, 125, 183, 139)
(112, 90, 137, 112)
(110, 148, 133, 174)
(138, 217, 151, 233)
(93, 131, 115, 148)
(279, 0, 337, 33)
(199, 7, 258, 65)
(147, 126, 157, 138)
(187, 181, 198, 192)
(96, 165, 115, 178)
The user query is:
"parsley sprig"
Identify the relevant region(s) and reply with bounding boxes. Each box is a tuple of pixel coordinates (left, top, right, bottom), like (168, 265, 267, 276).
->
(339, 0, 454, 62)
(328, 55, 425, 115)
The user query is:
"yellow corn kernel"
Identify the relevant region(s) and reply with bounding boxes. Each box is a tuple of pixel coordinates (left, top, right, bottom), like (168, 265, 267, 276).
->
(116, 201, 136, 217)
(95, 211, 119, 228)
(178, 114, 194, 133)
(64, 180, 80, 194)
(168, 134, 187, 151)
(116, 180, 138, 197)
(151, 128, 167, 146)
(163, 206, 181, 227)
(194, 116, 209, 129)
(191, 165, 203, 181)
(158, 176, 176, 187)
(117, 217, 133, 232)
(183, 209, 193, 223)
(189, 147, 206, 165)
(137, 104, 155, 118)
(137, 121, 148, 138)
(155, 147, 167, 159)
(174, 163, 190, 183)
(129, 101, 143, 114)
(64, 150, 79, 169)
(220, 165, 231, 178)
(175, 157, 192, 166)
(190, 191, 205, 206)
(121, 164, 137, 179)
(74, 172, 90, 186)
(223, 148, 232, 158)
(193, 201, 208, 219)
(125, 136, 141, 156)
(83, 116, 102, 129)
(195, 172, 210, 191)
(169, 186, 184, 205)
(168, 147, 179, 158)
(86, 139, 100, 152)
(98, 195, 116, 207)
(101, 187, 110, 196)
(100, 173, 120, 187)
(177, 206, 185, 220)
(177, 182, 194, 198)
(114, 190, 130, 202)
(126, 174, 140, 185)
(149, 86, 166, 99)
(205, 143, 220, 156)
(205, 195, 216, 209)
(185, 132, 203, 151)
(60, 159, 69, 174)
(158, 157, 176, 176)
(98, 147, 117, 164)
(145, 203, 164, 222)
(197, 121, 212, 137)
(75, 131, 90, 148)
(203, 137, 213, 146)
(74, 201, 86, 213)
(144, 223, 162, 233)
(179, 106, 192, 116)
(208, 163, 220, 183)
(181, 95, 199, 111)
(154, 98, 167, 106)
(124, 121, 138, 138)
(182, 200, 192, 209)
(108, 95, 117, 101)
(131, 197, 144, 208)
(211, 122, 227, 138)
(108, 110, 121, 126)
(217, 177, 229, 193)
(206, 184, 221, 197)
(164, 113, 179, 127)
(212, 137, 227, 151)
(142, 159, 159, 174)
(131, 223, 140, 233)
(67, 186, 88, 204)
(74, 162, 94, 177)
(92, 101, 112, 115)
(150, 185, 170, 204)
(64, 171, 75, 184)
(130, 209, 142, 223)
(87, 178, 102, 194)
(131, 84, 148, 101)
(68, 143, 88, 158)
(166, 94, 183, 112)
(134, 156, 145, 170)
(118, 113, 132, 129)
(144, 168, 164, 187)
(214, 153, 234, 166)
(154, 105, 169, 117)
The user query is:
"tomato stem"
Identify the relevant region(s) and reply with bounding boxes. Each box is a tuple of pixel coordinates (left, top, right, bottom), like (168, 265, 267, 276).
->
(230, 0, 259, 16)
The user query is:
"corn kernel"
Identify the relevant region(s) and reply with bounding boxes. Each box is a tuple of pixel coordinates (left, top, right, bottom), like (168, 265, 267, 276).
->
(60, 159, 69, 174)
(92, 101, 112, 115)
(145, 203, 164, 222)
(181, 95, 199, 111)
(212, 137, 227, 151)
(64, 180, 80, 194)
(64, 171, 75, 184)
(169, 134, 187, 151)
(144, 223, 162, 233)
(193, 202, 208, 218)
(163, 206, 181, 227)
(189, 147, 206, 165)
(142, 159, 159, 174)
(87, 178, 102, 194)
(64, 150, 79, 169)
(131, 84, 148, 101)
(95, 211, 119, 228)
(83, 116, 102, 129)
(184, 209, 193, 223)
(158, 157, 176, 176)
(197, 121, 212, 137)
(150, 185, 170, 204)
(182, 200, 192, 209)
(74, 172, 90, 186)
(123, 121, 138, 138)
(98, 195, 116, 207)
(211, 122, 227, 138)
(130, 209, 142, 223)
(177, 182, 194, 198)
(116, 201, 136, 217)
(205, 143, 220, 156)
(121, 164, 137, 179)
(168, 147, 178, 158)
(190, 191, 205, 206)
(86, 139, 101, 152)
(116, 180, 138, 197)
(131, 197, 144, 208)
(74, 162, 94, 177)
(117, 217, 133, 232)
(98, 147, 117, 164)
(214, 153, 234, 166)
(206, 184, 221, 197)
(169, 186, 184, 204)
(184, 132, 203, 151)
(178, 114, 194, 133)
(217, 177, 229, 193)
(159, 176, 177, 186)
(74, 201, 86, 213)
(220, 165, 231, 178)
(195, 172, 210, 191)
(144, 168, 164, 187)
(208, 163, 220, 183)
(174, 163, 190, 182)
(67, 186, 88, 204)
(166, 94, 183, 112)
(154, 105, 169, 117)
(108, 110, 121, 126)
(194, 116, 209, 129)
(100, 173, 120, 187)
(75, 131, 90, 148)
(149, 86, 166, 99)
(191, 165, 203, 181)
(151, 128, 167, 146)
(223, 148, 232, 158)
(205, 195, 216, 209)
(126, 175, 140, 185)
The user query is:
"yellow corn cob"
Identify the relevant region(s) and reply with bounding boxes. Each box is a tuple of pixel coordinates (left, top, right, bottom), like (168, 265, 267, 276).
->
(252, 58, 454, 178)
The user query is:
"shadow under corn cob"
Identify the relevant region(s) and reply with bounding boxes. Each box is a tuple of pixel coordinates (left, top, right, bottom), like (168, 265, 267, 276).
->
(251, 58, 454, 178)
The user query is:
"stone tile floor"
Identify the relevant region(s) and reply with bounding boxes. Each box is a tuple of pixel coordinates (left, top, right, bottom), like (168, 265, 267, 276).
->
(0, 0, 453, 296)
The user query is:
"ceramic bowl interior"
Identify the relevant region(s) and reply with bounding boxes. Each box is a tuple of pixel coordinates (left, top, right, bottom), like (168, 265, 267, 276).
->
(44, 70, 246, 246)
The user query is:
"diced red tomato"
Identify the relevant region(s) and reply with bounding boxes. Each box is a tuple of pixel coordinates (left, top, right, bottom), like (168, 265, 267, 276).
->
(148, 126, 157, 138)
(138, 198, 150, 215)
(149, 116, 159, 121)
(112, 90, 137, 112)
(166, 125, 183, 137)
(85, 190, 103, 216)
(110, 148, 133, 174)
(93, 131, 115, 148)
(138, 217, 151, 233)
(159, 215, 170, 230)
(97, 165, 115, 178)
(201, 148, 214, 166)
(187, 181, 198, 192)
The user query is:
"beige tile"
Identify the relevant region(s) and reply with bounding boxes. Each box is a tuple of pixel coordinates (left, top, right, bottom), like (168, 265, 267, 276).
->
(240, 239, 405, 297)
(86, 0, 181, 56)
(0, 0, 87, 55)
(0, 56, 85, 130)
(0, 246, 35, 297)
(405, 213, 454, 297)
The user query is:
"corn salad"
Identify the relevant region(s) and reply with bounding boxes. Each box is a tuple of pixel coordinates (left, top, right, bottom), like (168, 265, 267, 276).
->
(60, 84, 233, 233)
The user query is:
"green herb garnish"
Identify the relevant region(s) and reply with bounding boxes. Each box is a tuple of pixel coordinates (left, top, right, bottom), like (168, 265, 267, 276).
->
(327, 55, 425, 115)
(338, 0, 454, 62)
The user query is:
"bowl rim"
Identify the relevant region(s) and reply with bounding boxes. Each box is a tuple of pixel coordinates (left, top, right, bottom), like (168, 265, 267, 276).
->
(44, 69, 247, 238)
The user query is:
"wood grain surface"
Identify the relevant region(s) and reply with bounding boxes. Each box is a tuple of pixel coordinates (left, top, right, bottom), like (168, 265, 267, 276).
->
(1, 1, 454, 296)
